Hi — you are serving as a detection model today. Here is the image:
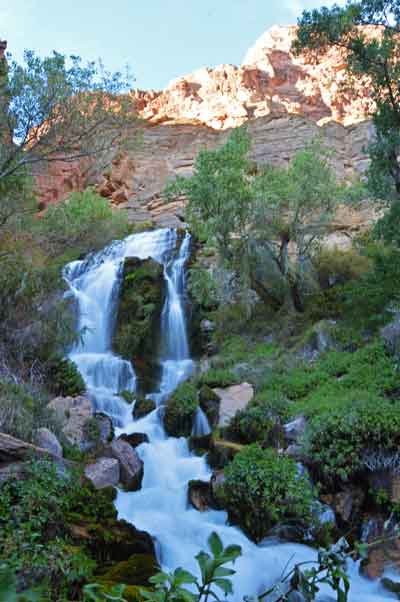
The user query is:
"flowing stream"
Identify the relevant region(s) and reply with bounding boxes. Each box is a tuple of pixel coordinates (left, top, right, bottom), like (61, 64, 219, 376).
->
(64, 228, 394, 602)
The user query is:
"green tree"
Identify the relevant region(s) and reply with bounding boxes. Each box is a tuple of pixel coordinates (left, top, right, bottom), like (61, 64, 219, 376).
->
(293, 0, 400, 199)
(169, 128, 343, 311)
(0, 49, 137, 228)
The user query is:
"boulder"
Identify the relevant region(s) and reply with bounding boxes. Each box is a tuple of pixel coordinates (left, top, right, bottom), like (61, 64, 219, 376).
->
(99, 553, 160, 587)
(34, 428, 63, 458)
(119, 432, 149, 448)
(107, 439, 144, 491)
(0, 432, 55, 463)
(84, 457, 120, 490)
(47, 395, 93, 450)
(297, 320, 338, 360)
(213, 383, 254, 428)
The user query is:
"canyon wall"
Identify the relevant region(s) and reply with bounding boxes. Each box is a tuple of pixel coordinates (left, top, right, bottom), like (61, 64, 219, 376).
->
(26, 26, 376, 225)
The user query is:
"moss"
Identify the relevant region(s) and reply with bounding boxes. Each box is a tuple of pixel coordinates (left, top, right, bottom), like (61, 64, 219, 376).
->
(100, 554, 159, 586)
(196, 368, 239, 388)
(164, 382, 199, 437)
(133, 397, 156, 420)
(96, 582, 147, 602)
(113, 257, 164, 393)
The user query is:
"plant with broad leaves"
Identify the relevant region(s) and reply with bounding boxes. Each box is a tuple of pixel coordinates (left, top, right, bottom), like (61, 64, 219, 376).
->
(140, 532, 241, 602)
(83, 583, 128, 602)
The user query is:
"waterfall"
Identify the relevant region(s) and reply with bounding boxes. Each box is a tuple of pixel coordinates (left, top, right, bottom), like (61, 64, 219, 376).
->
(64, 228, 392, 602)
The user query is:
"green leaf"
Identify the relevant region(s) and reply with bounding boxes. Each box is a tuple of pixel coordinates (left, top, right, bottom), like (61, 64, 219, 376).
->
(208, 532, 224, 557)
(213, 578, 234, 596)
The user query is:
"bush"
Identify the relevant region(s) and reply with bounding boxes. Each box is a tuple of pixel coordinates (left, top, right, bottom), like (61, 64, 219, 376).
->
(0, 460, 97, 599)
(163, 382, 199, 437)
(314, 246, 371, 290)
(225, 402, 280, 446)
(196, 368, 239, 388)
(0, 379, 59, 442)
(46, 355, 85, 397)
(187, 265, 219, 310)
(215, 444, 313, 542)
(304, 398, 400, 484)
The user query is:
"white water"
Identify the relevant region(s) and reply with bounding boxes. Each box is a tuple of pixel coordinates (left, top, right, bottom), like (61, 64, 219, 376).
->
(64, 228, 394, 602)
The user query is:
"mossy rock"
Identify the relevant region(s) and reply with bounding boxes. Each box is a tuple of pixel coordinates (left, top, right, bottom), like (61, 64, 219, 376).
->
(133, 397, 156, 420)
(113, 257, 164, 393)
(100, 554, 160, 586)
(199, 384, 220, 427)
(68, 517, 155, 566)
(164, 382, 199, 437)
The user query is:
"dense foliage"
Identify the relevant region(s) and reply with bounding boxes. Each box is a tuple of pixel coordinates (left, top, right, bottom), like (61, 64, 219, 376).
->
(164, 382, 199, 437)
(294, 0, 400, 199)
(216, 444, 314, 542)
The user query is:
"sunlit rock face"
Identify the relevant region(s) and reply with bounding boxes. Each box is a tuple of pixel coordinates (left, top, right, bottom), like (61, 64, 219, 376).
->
(132, 25, 376, 129)
(5, 25, 378, 215)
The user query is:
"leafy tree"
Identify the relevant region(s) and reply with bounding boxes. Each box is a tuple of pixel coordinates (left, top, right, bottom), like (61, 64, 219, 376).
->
(169, 128, 343, 311)
(0, 48, 136, 227)
(293, 0, 400, 199)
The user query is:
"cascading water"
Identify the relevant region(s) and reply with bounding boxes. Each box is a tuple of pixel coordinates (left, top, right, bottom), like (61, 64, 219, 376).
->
(65, 228, 394, 602)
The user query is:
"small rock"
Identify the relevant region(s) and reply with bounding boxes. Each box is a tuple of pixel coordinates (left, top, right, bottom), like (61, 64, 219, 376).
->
(200, 319, 215, 334)
(107, 439, 144, 491)
(284, 416, 307, 444)
(34, 428, 63, 458)
(118, 432, 149, 448)
(321, 486, 365, 524)
(84, 457, 120, 489)
(213, 383, 254, 428)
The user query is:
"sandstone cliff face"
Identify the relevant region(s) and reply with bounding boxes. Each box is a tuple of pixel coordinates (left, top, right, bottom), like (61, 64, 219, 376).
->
(25, 25, 375, 223)
(132, 25, 375, 130)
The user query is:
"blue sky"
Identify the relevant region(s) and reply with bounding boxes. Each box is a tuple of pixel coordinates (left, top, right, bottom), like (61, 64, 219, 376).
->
(1, 1, 344, 90)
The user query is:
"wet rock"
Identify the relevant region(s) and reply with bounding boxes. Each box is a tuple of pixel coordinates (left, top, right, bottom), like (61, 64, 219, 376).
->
(84, 457, 120, 489)
(113, 256, 164, 391)
(107, 439, 144, 491)
(360, 515, 400, 579)
(199, 385, 220, 427)
(189, 433, 213, 453)
(284, 416, 307, 444)
(213, 383, 254, 428)
(188, 480, 215, 512)
(381, 577, 400, 596)
(119, 432, 149, 448)
(211, 470, 225, 499)
(320, 486, 365, 524)
(285, 444, 303, 460)
(47, 395, 93, 450)
(133, 397, 156, 420)
(34, 428, 63, 458)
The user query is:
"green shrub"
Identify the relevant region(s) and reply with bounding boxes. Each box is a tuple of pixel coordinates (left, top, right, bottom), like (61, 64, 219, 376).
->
(0, 460, 98, 599)
(164, 382, 199, 437)
(216, 444, 313, 542)
(46, 355, 85, 397)
(304, 399, 400, 483)
(196, 368, 239, 388)
(225, 402, 279, 446)
(314, 246, 371, 290)
(0, 379, 59, 442)
(187, 265, 219, 310)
